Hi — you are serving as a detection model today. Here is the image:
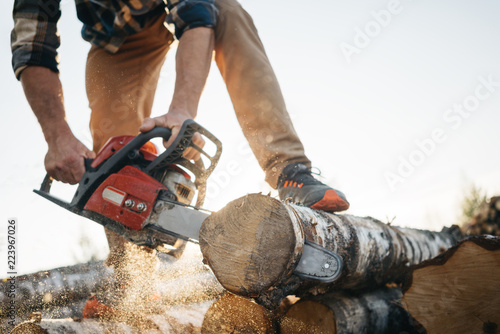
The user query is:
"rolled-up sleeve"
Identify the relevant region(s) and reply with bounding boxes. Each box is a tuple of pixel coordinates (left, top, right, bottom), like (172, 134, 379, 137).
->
(11, 0, 61, 79)
(165, 0, 217, 40)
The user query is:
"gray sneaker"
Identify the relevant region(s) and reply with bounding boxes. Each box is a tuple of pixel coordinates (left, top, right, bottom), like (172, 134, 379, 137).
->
(277, 163, 349, 212)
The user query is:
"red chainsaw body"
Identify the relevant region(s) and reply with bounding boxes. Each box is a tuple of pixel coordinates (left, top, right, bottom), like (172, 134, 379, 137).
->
(84, 165, 166, 230)
(34, 120, 222, 254)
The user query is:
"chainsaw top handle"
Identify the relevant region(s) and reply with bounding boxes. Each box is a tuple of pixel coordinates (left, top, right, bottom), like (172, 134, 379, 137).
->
(34, 120, 221, 211)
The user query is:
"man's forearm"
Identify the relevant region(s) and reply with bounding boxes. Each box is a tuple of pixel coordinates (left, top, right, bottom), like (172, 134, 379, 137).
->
(20, 66, 94, 184)
(20, 66, 72, 144)
(170, 27, 215, 117)
(139, 27, 215, 160)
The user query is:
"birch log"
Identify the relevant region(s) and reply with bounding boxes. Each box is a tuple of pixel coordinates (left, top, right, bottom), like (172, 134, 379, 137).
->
(281, 287, 419, 334)
(199, 194, 462, 308)
(0, 261, 112, 317)
(402, 235, 500, 334)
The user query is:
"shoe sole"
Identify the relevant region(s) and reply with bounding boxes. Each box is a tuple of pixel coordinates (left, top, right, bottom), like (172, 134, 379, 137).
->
(311, 189, 350, 212)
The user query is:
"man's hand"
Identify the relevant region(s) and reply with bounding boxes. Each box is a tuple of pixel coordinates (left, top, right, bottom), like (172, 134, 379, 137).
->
(139, 112, 205, 161)
(44, 128, 96, 184)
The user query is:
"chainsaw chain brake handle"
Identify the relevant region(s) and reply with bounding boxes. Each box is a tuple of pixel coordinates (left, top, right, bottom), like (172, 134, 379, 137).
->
(35, 119, 222, 211)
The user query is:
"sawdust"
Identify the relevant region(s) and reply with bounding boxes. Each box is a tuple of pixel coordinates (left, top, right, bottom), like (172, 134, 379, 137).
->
(1, 243, 222, 333)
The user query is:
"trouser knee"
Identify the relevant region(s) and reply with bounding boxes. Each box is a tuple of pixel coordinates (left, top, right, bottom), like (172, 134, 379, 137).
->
(214, 0, 257, 40)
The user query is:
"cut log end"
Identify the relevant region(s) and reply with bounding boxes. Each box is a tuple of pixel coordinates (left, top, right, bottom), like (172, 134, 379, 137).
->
(281, 301, 336, 334)
(199, 194, 299, 295)
(201, 293, 273, 333)
(403, 236, 500, 334)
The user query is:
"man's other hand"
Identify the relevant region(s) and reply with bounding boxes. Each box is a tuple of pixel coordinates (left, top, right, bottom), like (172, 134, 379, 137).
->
(139, 113, 205, 161)
(45, 132, 96, 185)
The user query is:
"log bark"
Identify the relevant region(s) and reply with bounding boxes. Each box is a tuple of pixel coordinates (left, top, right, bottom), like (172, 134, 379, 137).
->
(201, 292, 274, 333)
(199, 194, 462, 308)
(281, 287, 420, 334)
(402, 235, 500, 334)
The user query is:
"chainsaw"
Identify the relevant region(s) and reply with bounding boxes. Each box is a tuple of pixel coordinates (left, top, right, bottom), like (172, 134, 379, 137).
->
(34, 120, 342, 282)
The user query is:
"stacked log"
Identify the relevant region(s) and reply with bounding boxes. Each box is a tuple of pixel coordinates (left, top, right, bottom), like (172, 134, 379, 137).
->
(463, 196, 500, 236)
(6, 193, 493, 333)
(200, 289, 419, 334)
(402, 235, 500, 334)
(0, 261, 112, 312)
(281, 287, 419, 334)
(199, 194, 462, 309)
(0, 260, 112, 332)
(201, 293, 302, 334)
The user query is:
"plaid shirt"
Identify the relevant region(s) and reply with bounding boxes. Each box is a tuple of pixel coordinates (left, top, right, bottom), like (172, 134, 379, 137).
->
(11, 0, 217, 79)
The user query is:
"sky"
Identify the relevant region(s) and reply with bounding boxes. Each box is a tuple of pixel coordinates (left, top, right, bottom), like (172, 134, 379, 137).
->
(1, 0, 500, 276)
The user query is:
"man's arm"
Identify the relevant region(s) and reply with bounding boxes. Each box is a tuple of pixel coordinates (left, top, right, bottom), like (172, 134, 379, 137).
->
(140, 27, 214, 160)
(12, 0, 94, 184)
(20, 66, 95, 184)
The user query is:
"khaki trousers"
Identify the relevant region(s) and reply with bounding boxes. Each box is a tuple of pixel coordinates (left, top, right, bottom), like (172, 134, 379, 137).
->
(85, 0, 311, 301)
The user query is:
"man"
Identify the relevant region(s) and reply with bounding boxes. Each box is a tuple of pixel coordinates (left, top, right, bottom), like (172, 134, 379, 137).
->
(12, 0, 349, 317)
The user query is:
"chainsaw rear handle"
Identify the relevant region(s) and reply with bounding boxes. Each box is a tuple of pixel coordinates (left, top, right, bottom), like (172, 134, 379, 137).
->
(36, 158, 96, 211)
(39, 173, 53, 194)
(35, 127, 173, 211)
(38, 158, 91, 190)
(35, 127, 172, 206)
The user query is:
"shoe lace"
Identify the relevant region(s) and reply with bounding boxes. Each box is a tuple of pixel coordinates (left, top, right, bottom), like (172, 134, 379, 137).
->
(306, 167, 322, 177)
(289, 166, 322, 180)
(281, 165, 324, 188)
